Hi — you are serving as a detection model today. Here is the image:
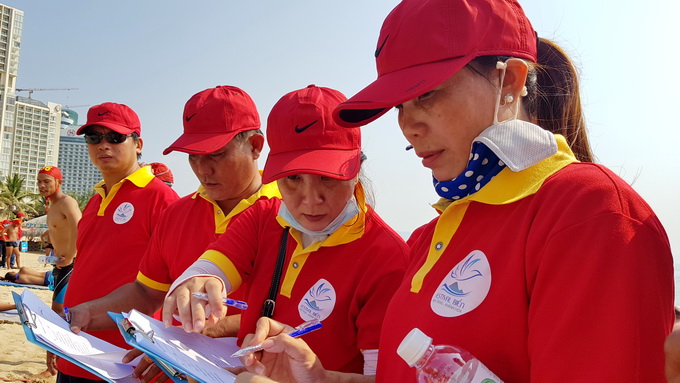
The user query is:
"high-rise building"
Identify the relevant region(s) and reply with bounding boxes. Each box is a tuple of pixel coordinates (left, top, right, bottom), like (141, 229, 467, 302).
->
(10, 96, 61, 193)
(58, 109, 101, 195)
(1, 4, 73, 195)
(0, 3, 23, 180)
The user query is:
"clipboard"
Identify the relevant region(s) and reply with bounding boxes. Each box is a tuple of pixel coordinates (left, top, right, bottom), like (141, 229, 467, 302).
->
(108, 310, 241, 383)
(108, 312, 187, 382)
(12, 290, 138, 383)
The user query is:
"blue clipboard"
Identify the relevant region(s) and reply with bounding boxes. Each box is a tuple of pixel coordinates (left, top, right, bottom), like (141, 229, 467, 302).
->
(108, 312, 188, 382)
(12, 291, 132, 383)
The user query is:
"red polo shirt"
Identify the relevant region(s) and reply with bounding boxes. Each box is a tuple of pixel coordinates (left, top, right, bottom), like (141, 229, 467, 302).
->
(200, 184, 410, 373)
(377, 136, 674, 382)
(58, 166, 179, 379)
(137, 182, 280, 292)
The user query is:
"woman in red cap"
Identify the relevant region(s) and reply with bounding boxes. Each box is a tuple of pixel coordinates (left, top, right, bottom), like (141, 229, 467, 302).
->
(163, 85, 409, 379)
(235, 0, 673, 382)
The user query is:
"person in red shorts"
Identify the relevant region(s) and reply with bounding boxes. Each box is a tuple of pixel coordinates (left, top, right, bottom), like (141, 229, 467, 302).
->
(56, 102, 179, 383)
(163, 85, 410, 379)
(236, 1, 674, 382)
(66, 86, 279, 381)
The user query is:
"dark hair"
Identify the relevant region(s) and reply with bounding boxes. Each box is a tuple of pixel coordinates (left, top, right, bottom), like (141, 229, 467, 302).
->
(468, 37, 594, 163)
(131, 132, 142, 160)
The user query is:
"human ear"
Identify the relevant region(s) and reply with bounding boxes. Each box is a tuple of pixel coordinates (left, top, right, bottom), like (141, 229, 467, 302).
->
(249, 134, 265, 159)
(136, 137, 144, 155)
(501, 58, 529, 100)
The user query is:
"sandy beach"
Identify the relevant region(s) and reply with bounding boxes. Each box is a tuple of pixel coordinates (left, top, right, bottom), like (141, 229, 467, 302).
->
(0, 251, 59, 383)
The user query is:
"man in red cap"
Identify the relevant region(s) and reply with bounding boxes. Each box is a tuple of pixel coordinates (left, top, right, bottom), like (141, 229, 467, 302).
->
(66, 87, 280, 378)
(35, 165, 82, 377)
(56, 102, 179, 382)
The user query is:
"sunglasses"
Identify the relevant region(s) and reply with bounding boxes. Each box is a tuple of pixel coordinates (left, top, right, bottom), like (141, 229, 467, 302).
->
(84, 131, 133, 145)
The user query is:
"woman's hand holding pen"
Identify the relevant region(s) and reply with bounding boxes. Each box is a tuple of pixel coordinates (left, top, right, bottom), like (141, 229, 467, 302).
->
(238, 317, 327, 383)
(161, 276, 226, 332)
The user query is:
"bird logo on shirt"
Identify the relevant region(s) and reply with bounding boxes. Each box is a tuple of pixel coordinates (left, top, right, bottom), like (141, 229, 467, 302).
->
(113, 202, 135, 224)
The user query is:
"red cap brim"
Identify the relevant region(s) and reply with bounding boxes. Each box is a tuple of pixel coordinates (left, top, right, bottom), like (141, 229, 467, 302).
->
(76, 121, 139, 135)
(163, 132, 237, 155)
(262, 148, 361, 184)
(334, 56, 474, 128)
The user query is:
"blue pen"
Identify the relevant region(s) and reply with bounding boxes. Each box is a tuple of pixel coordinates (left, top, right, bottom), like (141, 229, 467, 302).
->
(192, 292, 249, 310)
(230, 319, 322, 358)
(63, 307, 71, 324)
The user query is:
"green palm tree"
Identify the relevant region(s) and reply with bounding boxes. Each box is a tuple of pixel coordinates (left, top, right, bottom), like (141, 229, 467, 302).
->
(66, 190, 95, 211)
(0, 174, 41, 219)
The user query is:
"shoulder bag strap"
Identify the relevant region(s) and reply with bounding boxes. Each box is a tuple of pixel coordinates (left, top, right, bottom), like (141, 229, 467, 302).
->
(261, 227, 290, 318)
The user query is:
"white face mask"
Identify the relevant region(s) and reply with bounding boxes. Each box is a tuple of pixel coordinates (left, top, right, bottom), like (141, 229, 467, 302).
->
(473, 60, 557, 172)
(278, 196, 360, 237)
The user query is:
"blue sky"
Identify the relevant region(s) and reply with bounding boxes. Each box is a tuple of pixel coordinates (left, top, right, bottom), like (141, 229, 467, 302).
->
(6, 0, 678, 297)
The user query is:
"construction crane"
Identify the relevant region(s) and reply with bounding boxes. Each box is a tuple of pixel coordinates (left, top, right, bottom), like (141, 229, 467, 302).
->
(15, 88, 78, 98)
(62, 105, 90, 109)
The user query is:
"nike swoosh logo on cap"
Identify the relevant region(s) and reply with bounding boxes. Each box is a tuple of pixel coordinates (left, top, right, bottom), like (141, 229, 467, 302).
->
(294, 120, 318, 133)
(374, 35, 389, 58)
(185, 113, 196, 122)
(98, 111, 111, 116)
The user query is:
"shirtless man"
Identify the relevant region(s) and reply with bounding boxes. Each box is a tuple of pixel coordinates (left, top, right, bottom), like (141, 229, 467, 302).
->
(37, 165, 81, 312)
(36, 165, 82, 378)
(2, 219, 22, 269)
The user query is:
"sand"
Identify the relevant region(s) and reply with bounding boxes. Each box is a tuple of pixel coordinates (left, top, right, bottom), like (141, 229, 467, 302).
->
(0, 251, 59, 383)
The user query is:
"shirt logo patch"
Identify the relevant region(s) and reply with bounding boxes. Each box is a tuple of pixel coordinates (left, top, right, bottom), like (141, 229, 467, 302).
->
(431, 250, 491, 317)
(113, 202, 135, 224)
(298, 279, 336, 322)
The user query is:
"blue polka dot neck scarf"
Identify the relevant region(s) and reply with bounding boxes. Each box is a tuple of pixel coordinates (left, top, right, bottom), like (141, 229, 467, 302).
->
(433, 142, 506, 200)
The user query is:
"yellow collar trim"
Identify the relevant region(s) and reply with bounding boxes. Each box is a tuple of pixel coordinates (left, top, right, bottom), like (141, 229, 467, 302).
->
(94, 166, 155, 216)
(277, 182, 368, 298)
(413, 135, 577, 293)
(193, 181, 281, 234)
(432, 134, 577, 213)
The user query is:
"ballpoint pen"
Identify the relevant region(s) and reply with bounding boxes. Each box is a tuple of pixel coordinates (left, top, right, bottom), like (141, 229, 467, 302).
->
(230, 319, 322, 358)
(63, 307, 71, 324)
(191, 292, 249, 310)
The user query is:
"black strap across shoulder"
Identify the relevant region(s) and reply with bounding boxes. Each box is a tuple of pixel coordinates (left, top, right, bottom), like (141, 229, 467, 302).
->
(261, 227, 290, 318)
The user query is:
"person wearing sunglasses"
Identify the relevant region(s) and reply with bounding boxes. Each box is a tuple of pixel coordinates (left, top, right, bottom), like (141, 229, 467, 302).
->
(65, 87, 281, 382)
(56, 102, 179, 383)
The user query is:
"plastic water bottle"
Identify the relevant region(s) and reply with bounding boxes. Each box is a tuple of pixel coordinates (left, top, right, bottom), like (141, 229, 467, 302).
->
(38, 254, 59, 265)
(397, 328, 503, 383)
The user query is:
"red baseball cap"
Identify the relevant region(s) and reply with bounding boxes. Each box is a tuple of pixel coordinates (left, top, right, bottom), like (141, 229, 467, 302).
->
(16, 212, 26, 218)
(149, 162, 174, 185)
(262, 85, 361, 184)
(163, 86, 261, 155)
(334, 0, 538, 127)
(38, 165, 63, 180)
(12, 219, 21, 226)
(2, 219, 10, 225)
(77, 102, 141, 135)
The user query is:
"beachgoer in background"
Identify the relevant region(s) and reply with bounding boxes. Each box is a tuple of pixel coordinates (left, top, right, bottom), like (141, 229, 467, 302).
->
(2, 267, 52, 286)
(56, 102, 179, 383)
(67, 86, 279, 381)
(236, 0, 674, 381)
(37, 165, 82, 311)
(148, 162, 174, 187)
(2, 219, 22, 269)
(41, 230, 53, 257)
(163, 85, 409, 379)
(0, 219, 8, 268)
(36, 165, 82, 378)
